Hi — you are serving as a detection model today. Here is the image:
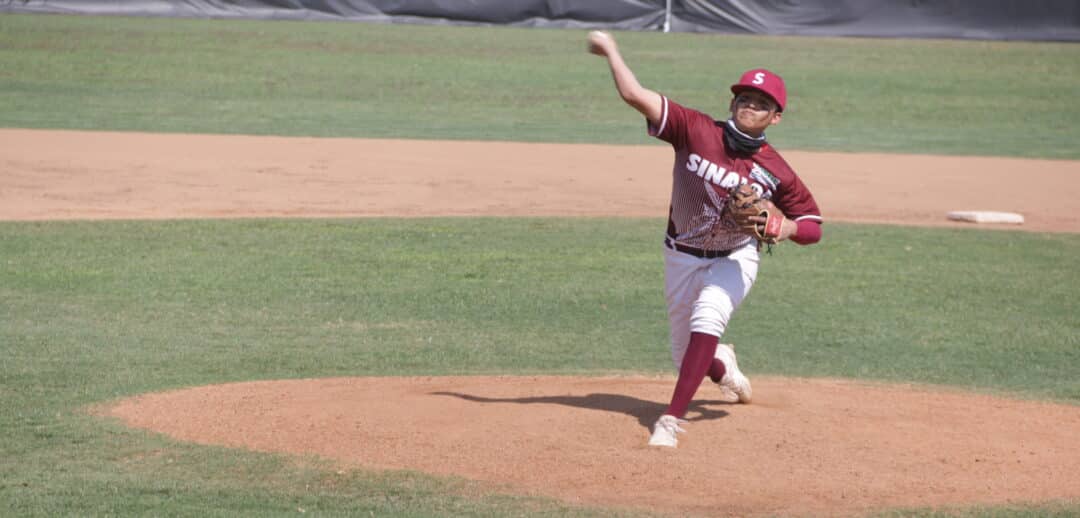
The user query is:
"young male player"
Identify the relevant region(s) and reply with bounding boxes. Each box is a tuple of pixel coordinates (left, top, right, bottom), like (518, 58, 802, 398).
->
(587, 31, 823, 447)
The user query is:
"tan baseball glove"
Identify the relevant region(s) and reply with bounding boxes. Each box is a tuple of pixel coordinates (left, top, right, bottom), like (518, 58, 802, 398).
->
(726, 184, 784, 243)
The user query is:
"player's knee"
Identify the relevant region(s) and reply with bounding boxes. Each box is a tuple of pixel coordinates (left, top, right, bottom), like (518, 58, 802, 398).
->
(690, 300, 734, 337)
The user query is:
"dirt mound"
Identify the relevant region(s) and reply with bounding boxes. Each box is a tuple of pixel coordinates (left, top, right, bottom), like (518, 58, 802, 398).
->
(104, 376, 1080, 517)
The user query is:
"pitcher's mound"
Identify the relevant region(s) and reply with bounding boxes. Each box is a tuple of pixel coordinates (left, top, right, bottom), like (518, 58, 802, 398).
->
(104, 375, 1080, 517)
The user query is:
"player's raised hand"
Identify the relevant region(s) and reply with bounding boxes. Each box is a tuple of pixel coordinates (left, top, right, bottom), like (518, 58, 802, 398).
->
(587, 31, 616, 57)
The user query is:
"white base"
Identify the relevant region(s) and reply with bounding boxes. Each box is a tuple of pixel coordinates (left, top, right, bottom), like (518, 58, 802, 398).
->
(946, 211, 1025, 225)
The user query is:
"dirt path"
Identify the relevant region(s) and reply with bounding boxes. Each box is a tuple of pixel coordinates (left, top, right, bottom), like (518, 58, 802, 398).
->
(3, 129, 1078, 231)
(5, 128, 1079, 517)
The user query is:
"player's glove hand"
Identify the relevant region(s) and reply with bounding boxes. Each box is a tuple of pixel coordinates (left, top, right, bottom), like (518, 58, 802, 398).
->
(726, 183, 785, 244)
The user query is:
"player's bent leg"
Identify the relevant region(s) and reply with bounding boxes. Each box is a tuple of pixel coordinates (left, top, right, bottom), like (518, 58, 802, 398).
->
(691, 295, 752, 404)
(692, 250, 760, 404)
(689, 289, 753, 404)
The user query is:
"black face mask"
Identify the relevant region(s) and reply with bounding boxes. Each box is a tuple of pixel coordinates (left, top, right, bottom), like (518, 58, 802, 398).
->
(721, 119, 766, 154)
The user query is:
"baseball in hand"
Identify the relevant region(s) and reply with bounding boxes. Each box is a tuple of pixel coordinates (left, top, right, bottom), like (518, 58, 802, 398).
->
(587, 31, 614, 56)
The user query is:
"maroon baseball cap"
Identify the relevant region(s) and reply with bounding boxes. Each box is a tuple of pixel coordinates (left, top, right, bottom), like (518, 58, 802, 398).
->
(730, 68, 786, 111)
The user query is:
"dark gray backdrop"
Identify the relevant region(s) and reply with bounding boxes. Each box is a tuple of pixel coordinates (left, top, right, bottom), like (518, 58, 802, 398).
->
(2, 0, 1078, 41)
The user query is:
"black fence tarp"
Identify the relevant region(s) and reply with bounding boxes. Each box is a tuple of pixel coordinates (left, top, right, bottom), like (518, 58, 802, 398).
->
(672, 0, 1080, 42)
(0, 0, 664, 29)
(2, 0, 1078, 42)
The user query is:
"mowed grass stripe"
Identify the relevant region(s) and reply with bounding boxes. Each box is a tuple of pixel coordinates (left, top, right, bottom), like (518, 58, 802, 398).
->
(3, 218, 1077, 410)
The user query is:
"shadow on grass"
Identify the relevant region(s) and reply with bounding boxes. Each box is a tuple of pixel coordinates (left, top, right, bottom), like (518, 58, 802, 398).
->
(431, 391, 731, 430)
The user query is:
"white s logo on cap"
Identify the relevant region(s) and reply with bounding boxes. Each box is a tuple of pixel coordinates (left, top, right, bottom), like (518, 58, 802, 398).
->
(752, 72, 765, 85)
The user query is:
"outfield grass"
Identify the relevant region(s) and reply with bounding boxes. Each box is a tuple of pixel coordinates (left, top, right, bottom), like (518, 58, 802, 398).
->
(2, 11, 1079, 518)
(0, 13, 1078, 157)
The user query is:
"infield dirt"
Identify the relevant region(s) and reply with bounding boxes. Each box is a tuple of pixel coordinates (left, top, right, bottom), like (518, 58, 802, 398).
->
(3, 129, 1079, 232)
(5, 129, 1079, 517)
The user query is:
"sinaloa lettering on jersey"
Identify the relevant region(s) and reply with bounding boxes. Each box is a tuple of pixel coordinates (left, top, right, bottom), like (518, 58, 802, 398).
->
(686, 153, 701, 172)
(685, 153, 746, 189)
(686, 153, 726, 183)
(719, 172, 741, 189)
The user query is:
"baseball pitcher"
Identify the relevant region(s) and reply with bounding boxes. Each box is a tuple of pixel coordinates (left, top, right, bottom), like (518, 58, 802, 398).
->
(587, 31, 823, 448)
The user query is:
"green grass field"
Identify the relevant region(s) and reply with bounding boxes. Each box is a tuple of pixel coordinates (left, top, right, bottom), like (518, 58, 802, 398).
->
(1, 12, 1079, 518)
(1, 13, 1079, 157)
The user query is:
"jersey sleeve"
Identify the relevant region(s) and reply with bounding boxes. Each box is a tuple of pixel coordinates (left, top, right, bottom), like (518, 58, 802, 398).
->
(647, 97, 710, 150)
(776, 172, 822, 223)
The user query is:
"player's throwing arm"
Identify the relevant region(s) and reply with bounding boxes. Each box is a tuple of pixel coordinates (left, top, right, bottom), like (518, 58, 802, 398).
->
(587, 31, 663, 127)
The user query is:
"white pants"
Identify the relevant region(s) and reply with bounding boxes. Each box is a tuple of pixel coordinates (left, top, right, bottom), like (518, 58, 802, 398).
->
(663, 241, 760, 370)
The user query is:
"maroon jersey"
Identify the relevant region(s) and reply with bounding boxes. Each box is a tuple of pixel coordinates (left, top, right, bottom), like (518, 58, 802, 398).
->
(649, 96, 822, 251)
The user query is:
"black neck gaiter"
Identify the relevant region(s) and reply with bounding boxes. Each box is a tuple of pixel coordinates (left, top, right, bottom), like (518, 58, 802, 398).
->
(721, 119, 766, 154)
